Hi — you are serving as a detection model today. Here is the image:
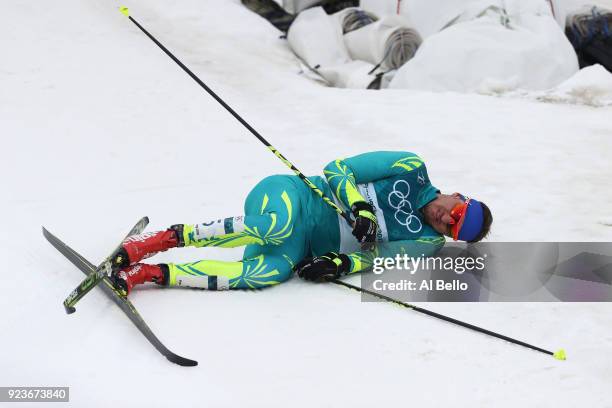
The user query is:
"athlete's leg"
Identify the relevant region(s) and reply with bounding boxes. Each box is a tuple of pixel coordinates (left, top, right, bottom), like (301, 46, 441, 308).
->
(179, 176, 299, 249)
(165, 244, 301, 290)
(165, 176, 308, 290)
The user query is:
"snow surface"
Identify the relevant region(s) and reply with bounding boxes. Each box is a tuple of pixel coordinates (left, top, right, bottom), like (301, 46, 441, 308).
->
(1, 0, 612, 407)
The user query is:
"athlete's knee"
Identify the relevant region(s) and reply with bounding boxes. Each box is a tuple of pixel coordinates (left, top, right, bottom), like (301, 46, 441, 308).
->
(250, 212, 294, 246)
(244, 177, 299, 246)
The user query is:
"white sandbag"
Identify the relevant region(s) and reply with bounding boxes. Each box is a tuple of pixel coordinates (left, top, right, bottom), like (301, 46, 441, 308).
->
(317, 60, 379, 88)
(287, 7, 350, 69)
(332, 7, 378, 34)
(283, 0, 321, 14)
(343, 15, 422, 70)
(389, 10, 578, 93)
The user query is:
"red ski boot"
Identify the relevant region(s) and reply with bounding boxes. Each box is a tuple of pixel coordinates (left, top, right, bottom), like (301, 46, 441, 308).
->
(113, 225, 184, 269)
(113, 263, 169, 295)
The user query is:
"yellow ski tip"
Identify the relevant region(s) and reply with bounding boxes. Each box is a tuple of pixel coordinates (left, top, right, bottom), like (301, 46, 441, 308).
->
(119, 6, 129, 17)
(553, 349, 566, 361)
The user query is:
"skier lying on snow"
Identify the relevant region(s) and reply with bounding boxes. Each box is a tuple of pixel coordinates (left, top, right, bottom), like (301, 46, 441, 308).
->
(111, 151, 493, 294)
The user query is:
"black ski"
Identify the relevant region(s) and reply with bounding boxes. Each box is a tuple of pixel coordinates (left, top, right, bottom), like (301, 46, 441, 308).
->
(43, 224, 198, 367)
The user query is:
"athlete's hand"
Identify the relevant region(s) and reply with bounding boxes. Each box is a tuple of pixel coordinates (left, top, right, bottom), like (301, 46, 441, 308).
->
(293, 252, 351, 282)
(351, 202, 378, 247)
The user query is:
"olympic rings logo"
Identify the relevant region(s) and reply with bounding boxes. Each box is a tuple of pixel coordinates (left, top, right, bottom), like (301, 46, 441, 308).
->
(387, 180, 422, 233)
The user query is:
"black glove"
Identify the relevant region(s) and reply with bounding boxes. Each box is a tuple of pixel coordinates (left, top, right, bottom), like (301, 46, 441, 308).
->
(351, 202, 378, 245)
(293, 252, 351, 282)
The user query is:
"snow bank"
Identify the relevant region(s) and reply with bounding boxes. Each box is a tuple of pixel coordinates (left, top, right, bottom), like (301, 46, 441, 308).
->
(317, 59, 377, 88)
(536, 64, 612, 105)
(389, 2, 578, 93)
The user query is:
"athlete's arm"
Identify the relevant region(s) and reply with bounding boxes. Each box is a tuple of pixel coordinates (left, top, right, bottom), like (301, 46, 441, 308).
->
(323, 151, 426, 209)
(294, 236, 445, 281)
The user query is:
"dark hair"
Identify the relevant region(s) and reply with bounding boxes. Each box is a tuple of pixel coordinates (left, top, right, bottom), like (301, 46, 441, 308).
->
(469, 202, 493, 243)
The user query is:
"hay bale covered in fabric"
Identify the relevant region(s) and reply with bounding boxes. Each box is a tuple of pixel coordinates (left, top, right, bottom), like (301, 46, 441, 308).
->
(288, 7, 380, 88)
(333, 7, 378, 34)
(343, 15, 423, 71)
(287, 6, 350, 69)
(390, 0, 578, 92)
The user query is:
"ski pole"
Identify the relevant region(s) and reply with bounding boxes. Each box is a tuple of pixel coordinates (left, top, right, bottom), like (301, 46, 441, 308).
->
(118, 6, 352, 225)
(331, 279, 567, 360)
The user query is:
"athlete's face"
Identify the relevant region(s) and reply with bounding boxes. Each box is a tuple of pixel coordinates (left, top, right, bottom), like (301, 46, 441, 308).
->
(422, 193, 465, 237)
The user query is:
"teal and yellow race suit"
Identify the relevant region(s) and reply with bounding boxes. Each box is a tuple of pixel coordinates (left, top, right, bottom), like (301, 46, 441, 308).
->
(166, 151, 445, 290)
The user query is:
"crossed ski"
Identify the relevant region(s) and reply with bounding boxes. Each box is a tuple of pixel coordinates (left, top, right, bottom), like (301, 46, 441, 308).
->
(43, 218, 198, 367)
